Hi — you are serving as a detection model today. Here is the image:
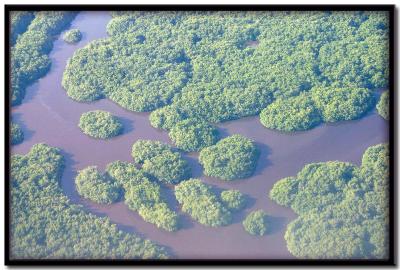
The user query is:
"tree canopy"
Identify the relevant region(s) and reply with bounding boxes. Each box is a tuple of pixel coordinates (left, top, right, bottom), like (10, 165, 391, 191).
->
(260, 87, 375, 132)
(168, 119, 219, 152)
(61, 11, 387, 135)
(242, 210, 268, 236)
(175, 179, 232, 227)
(10, 11, 34, 46)
(269, 143, 389, 259)
(78, 110, 123, 139)
(106, 161, 179, 231)
(260, 93, 321, 132)
(131, 140, 191, 184)
(220, 190, 247, 211)
(10, 143, 169, 259)
(376, 90, 389, 120)
(11, 122, 24, 145)
(75, 166, 121, 204)
(199, 134, 259, 180)
(63, 28, 82, 43)
(11, 11, 77, 106)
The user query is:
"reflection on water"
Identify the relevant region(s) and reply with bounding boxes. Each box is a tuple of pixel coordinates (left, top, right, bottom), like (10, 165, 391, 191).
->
(10, 11, 389, 259)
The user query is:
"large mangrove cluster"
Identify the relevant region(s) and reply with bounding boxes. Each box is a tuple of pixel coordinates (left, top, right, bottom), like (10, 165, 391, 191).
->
(63, 11, 388, 134)
(270, 143, 389, 259)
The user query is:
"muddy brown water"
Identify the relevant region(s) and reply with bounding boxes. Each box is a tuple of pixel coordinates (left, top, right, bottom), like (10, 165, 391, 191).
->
(10, 11, 389, 259)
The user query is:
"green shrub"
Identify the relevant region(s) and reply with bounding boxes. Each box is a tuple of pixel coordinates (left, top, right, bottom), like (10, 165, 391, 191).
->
(260, 94, 322, 132)
(131, 140, 174, 164)
(269, 144, 389, 259)
(138, 203, 179, 232)
(75, 166, 121, 204)
(311, 87, 375, 122)
(175, 179, 232, 227)
(11, 122, 24, 145)
(376, 90, 389, 120)
(243, 210, 268, 236)
(106, 160, 142, 189)
(199, 134, 259, 180)
(106, 160, 179, 231)
(142, 152, 191, 185)
(220, 190, 246, 211)
(63, 29, 82, 43)
(132, 140, 191, 184)
(79, 110, 123, 139)
(169, 119, 219, 152)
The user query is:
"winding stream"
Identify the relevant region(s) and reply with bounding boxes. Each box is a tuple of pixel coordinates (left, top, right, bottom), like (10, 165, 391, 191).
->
(11, 11, 389, 259)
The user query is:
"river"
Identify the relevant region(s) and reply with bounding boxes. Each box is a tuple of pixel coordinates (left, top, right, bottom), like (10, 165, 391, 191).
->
(10, 11, 389, 259)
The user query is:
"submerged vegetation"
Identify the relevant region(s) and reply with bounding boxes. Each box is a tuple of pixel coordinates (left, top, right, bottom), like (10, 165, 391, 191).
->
(10, 144, 169, 259)
(62, 11, 387, 134)
(175, 179, 232, 227)
(132, 140, 191, 184)
(11, 122, 24, 145)
(270, 143, 389, 259)
(75, 166, 121, 204)
(11, 11, 77, 106)
(199, 135, 259, 180)
(63, 29, 82, 43)
(243, 210, 268, 236)
(79, 110, 123, 139)
(377, 90, 389, 120)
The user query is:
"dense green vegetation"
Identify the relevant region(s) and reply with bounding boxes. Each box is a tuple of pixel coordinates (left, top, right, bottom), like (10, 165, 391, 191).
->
(10, 144, 169, 259)
(11, 11, 77, 106)
(106, 161, 179, 231)
(63, 29, 82, 43)
(11, 122, 24, 145)
(79, 110, 123, 139)
(270, 143, 389, 259)
(260, 94, 321, 132)
(10, 11, 34, 46)
(131, 140, 174, 164)
(131, 140, 191, 184)
(260, 87, 375, 132)
(175, 179, 232, 227)
(220, 190, 247, 211)
(62, 11, 388, 134)
(199, 135, 259, 180)
(377, 90, 389, 120)
(169, 119, 219, 152)
(75, 166, 121, 204)
(242, 210, 268, 236)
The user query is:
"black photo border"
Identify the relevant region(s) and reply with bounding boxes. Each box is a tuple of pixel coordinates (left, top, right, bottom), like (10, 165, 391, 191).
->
(4, 4, 396, 266)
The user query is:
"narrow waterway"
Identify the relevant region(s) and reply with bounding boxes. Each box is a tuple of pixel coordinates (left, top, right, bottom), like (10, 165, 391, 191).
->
(11, 11, 389, 259)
